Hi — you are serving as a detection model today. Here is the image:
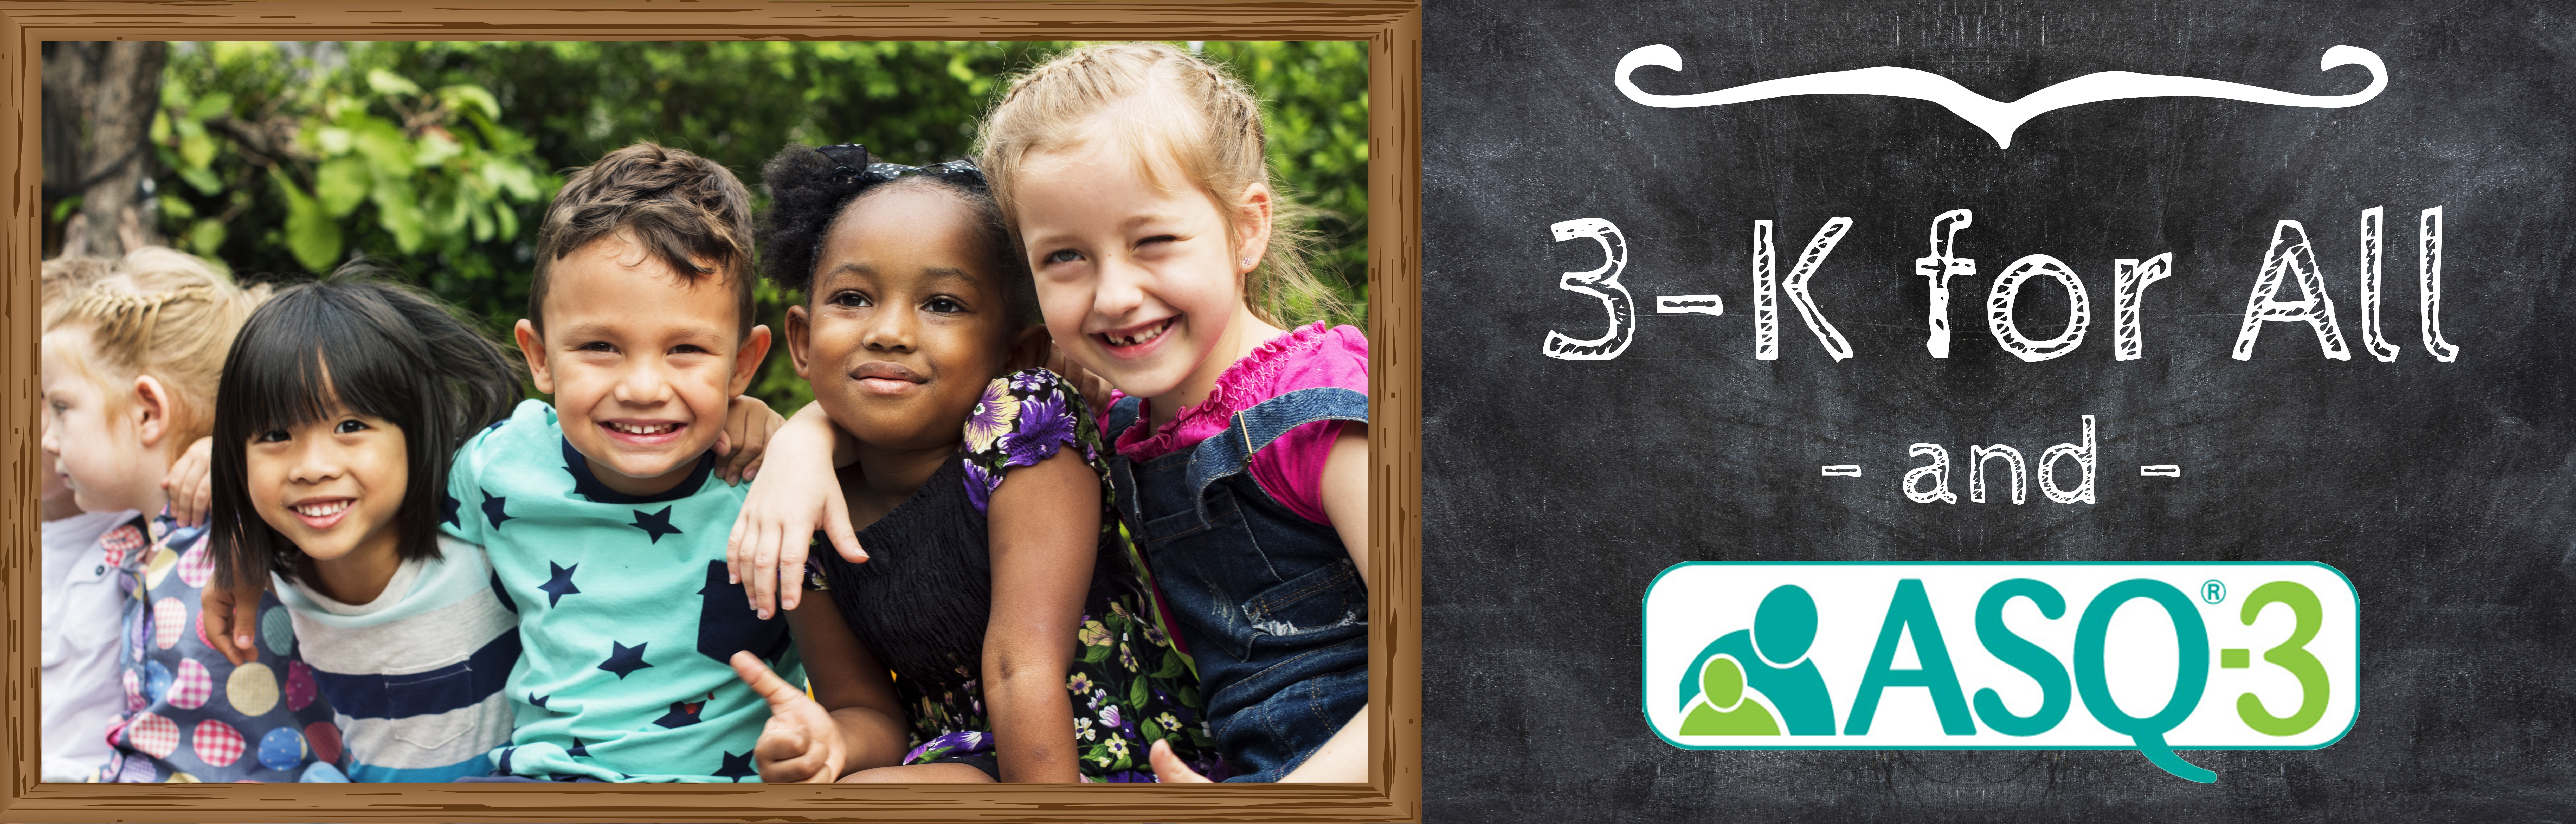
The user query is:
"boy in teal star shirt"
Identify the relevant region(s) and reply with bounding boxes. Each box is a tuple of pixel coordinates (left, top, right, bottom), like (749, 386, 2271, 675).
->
(440, 143, 793, 782)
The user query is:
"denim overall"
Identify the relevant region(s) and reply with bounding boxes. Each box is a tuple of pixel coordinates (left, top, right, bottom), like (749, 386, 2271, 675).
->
(1107, 387, 1370, 782)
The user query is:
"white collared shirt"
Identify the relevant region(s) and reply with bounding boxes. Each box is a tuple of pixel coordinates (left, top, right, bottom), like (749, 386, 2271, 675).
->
(41, 509, 138, 782)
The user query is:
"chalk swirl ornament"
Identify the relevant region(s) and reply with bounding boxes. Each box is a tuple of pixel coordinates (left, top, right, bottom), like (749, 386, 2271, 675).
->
(1614, 44, 2386, 148)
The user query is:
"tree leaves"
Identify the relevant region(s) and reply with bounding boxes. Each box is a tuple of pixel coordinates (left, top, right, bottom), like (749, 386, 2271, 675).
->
(364, 67, 421, 97)
(160, 42, 553, 292)
(156, 40, 1366, 413)
(271, 168, 341, 273)
(314, 157, 367, 216)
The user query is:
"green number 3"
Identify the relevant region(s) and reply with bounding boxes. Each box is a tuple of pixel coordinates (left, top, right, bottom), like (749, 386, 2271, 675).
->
(2237, 581, 2329, 735)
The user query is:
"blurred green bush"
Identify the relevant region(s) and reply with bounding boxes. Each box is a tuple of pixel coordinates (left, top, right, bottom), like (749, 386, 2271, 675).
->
(153, 41, 1368, 411)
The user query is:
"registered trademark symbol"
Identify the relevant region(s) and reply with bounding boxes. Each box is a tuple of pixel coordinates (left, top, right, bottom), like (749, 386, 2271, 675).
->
(2201, 580, 2226, 604)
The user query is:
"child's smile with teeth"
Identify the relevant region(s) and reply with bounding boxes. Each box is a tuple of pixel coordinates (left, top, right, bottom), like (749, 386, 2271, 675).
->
(1100, 318, 1174, 348)
(287, 495, 361, 531)
(291, 499, 353, 518)
(246, 408, 410, 568)
(516, 232, 772, 498)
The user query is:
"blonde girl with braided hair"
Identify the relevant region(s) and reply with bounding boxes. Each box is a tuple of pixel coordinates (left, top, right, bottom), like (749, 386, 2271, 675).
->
(37, 253, 132, 782)
(41, 248, 344, 782)
(731, 43, 1371, 783)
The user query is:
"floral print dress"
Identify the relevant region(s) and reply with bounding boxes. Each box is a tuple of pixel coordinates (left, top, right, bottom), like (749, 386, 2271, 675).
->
(805, 368, 1225, 781)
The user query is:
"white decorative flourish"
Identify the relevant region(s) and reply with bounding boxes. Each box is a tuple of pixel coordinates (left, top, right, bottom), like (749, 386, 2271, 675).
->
(1615, 45, 2386, 148)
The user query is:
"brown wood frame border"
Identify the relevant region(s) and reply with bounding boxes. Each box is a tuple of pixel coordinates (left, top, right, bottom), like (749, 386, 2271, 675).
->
(0, 3, 1421, 822)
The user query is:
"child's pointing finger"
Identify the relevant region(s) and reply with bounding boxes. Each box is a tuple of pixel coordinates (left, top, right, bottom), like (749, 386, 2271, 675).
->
(729, 650, 806, 711)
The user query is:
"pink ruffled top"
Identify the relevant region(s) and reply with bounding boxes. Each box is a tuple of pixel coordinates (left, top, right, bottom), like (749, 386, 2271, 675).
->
(1107, 322, 1368, 524)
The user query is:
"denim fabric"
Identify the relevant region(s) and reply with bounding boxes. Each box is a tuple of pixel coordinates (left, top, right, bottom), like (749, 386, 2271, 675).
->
(1108, 387, 1369, 782)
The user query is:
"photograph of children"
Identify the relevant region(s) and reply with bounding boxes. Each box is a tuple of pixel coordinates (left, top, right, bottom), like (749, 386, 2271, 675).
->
(37, 39, 1374, 786)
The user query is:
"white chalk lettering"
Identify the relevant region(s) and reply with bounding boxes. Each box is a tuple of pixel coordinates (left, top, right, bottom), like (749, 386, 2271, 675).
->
(2037, 415, 2097, 505)
(1970, 444, 2029, 505)
(2419, 207, 2458, 362)
(2357, 207, 2399, 362)
(1918, 210, 1975, 358)
(2112, 253, 2174, 361)
(1542, 218, 1635, 360)
(2231, 220, 2352, 361)
(1754, 219, 1856, 361)
(1987, 255, 2094, 362)
(1905, 443, 1957, 504)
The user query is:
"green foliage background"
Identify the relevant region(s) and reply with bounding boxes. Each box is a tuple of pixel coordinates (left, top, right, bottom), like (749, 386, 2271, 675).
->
(153, 41, 1368, 411)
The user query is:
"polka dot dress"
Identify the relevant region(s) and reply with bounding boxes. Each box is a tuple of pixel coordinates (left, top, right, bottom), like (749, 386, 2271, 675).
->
(192, 720, 245, 767)
(169, 659, 212, 709)
(258, 727, 308, 771)
(227, 663, 280, 716)
(99, 513, 341, 782)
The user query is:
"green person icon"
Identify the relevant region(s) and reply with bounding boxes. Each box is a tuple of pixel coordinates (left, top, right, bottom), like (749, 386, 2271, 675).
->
(1679, 585, 1838, 734)
(1679, 655, 1781, 735)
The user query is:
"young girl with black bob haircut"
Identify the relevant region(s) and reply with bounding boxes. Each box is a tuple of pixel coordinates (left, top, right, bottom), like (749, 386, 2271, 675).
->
(719, 143, 1222, 782)
(205, 269, 526, 781)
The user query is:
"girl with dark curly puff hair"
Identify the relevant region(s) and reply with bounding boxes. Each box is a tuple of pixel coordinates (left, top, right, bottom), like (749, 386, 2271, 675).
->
(719, 144, 1222, 783)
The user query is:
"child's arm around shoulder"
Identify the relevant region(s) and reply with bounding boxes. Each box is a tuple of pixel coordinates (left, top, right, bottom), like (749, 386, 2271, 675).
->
(729, 401, 863, 620)
(713, 394, 788, 485)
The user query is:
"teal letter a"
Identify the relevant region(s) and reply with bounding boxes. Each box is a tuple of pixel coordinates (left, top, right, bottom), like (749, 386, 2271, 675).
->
(1843, 578, 1975, 735)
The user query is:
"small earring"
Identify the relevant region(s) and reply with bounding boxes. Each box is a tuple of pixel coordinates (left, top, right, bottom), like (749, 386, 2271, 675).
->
(1240, 257, 1254, 268)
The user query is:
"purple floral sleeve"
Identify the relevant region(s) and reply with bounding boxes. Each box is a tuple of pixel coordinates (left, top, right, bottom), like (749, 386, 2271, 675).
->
(960, 368, 1110, 513)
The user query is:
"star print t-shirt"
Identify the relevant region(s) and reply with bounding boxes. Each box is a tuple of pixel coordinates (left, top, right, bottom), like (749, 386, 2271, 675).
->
(441, 400, 798, 782)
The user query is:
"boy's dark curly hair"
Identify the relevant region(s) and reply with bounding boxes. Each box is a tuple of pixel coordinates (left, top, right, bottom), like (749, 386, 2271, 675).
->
(530, 142, 757, 338)
(756, 143, 1037, 326)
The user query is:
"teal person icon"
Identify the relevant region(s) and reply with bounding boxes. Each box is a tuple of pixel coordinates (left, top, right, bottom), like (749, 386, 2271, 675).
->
(1678, 585, 1836, 734)
(1678, 655, 1779, 734)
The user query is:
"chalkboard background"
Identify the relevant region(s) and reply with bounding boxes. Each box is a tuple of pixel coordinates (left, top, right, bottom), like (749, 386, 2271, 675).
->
(1420, 0, 2574, 819)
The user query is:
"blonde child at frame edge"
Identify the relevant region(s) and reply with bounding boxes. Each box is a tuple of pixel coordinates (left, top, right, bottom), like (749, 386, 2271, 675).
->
(731, 43, 1373, 783)
(37, 253, 137, 782)
(39, 248, 344, 782)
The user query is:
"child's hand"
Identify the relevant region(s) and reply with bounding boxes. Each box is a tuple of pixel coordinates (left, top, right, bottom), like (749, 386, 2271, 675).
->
(1045, 344, 1115, 414)
(1149, 739, 1214, 783)
(163, 436, 216, 528)
(201, 577, 269, 666)
(727, 402, 861, 619)
(730, 651, 847, 782)
(713, 395, 787, 485)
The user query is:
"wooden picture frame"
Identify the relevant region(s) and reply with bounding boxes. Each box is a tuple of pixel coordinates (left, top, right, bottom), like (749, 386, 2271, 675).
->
(0, 3, 1421, 821)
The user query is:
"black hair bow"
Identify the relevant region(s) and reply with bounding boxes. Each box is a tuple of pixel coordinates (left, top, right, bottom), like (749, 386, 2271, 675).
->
(816, 143, 985, 187)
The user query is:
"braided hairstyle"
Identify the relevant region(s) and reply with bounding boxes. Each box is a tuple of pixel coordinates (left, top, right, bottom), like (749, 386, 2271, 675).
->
(44, 246, 272, 451)
(979, 42, 1344, 328)
(530, 142, 758, 338)
(755, 143, 1037, 327)
(40, 255, 115, 324)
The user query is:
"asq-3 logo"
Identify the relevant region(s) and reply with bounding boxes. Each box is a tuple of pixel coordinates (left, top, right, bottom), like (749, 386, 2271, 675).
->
(1643, 563, 2357, 782)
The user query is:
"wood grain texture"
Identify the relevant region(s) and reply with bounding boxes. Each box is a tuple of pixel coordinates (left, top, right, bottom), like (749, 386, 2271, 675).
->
(0, 2, 1420, 822)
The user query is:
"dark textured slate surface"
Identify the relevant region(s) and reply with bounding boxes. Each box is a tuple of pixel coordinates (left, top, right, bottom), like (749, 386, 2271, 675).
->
(1420, 1, 2576, 819)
